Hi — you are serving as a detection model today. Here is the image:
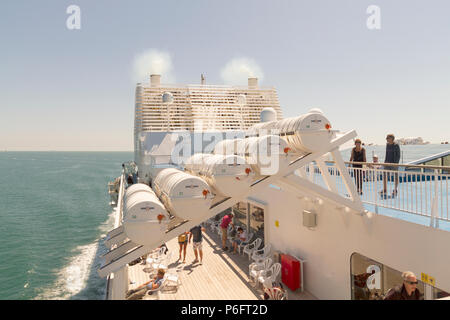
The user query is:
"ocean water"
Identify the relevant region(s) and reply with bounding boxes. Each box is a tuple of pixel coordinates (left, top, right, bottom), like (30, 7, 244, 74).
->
(0, 145, 448, 300)
(340, 144, 450, 164)
(0, 152, 132, 300)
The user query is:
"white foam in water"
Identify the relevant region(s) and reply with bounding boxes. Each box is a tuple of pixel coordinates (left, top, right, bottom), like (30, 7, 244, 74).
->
(34, 210, 116, 300)
(34, 242, 99, 300)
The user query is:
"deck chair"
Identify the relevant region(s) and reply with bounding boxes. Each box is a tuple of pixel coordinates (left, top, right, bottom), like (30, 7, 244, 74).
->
(146, 246, 166, 265)
(251, 244, 272, 263)
(257, 263, 281, 289)
(237, 232, 254, 255)
(163, 270, 181, 293)
(144, 277, 167, 300)
(203, 219, 214, 229)
(243, 238, 262, 261)
(151, 252, 172, 272)
(212, 222, 220, 234)
(249, 257, 272, 284)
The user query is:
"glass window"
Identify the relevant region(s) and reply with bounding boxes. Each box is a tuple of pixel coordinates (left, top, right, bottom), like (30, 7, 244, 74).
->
(433, 287, 450, 299)
(351, 252, 450, 300)
(232, 202, 247, 229)
(230, 202, 264, 243)
(351, 253, 424, 300)
(250, 204, 264, 242)
(350, 253, 384, 300)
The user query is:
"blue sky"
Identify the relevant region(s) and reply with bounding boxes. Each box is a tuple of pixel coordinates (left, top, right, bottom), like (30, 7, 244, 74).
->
(1, 0, 449, 151)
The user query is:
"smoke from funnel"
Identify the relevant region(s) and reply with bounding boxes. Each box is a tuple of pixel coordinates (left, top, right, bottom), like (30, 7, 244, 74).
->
(133, 49, 175, 83)
(220, 57, 264, 85)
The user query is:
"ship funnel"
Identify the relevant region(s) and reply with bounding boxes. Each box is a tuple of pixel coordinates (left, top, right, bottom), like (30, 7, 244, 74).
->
(248, 77, 258, 88)
(150, 74, 161, 87)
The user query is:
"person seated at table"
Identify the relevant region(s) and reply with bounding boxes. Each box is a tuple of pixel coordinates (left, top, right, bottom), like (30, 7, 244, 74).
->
(232, 227, 247, 254)
(126, 268, 166, 300)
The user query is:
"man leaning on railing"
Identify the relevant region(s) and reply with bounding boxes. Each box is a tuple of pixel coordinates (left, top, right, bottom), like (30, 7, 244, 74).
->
(349, 139, 366, 195)
(381, 134, 401, 197)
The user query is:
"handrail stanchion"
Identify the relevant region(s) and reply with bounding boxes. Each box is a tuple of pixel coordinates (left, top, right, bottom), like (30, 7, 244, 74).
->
(431, 169, 439, 228)
(374, 167, 378, 214)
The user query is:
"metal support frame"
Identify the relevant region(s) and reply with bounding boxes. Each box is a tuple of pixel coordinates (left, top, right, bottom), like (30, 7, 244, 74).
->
(98, 130, 361, 278)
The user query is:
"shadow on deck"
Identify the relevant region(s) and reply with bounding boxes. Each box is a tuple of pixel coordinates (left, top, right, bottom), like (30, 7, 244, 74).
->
(126, 225, 316, 300)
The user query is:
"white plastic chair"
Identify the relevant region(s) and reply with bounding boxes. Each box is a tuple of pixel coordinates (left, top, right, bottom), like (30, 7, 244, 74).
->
(146, 246, 166, 265)
(212, 222, 221, 234)
(237, 232, 254, 255)
(257, 262, 281, 289)
(209, 220, 218, 232)
(264, 286, 288, 300)
(249, 257, 272, 284)
(243, 238, 262, 261)
(163, 270, 181, 292)
(216, 224, 224, 236)
(251, 243, 272, 263)
(203, 219, 214, 229)
(151, 252, 172, 271)
(145, 277, 167, 300)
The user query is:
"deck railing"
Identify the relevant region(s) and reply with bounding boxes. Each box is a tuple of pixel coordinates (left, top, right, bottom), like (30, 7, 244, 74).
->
(304, 161, 450, 226)
(116, 172, 125, 227)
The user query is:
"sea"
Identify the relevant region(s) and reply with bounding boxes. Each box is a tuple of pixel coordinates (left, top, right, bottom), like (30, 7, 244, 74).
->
(0, 151, 132, 300)
(0, 145, 448, 300)
(339, 143, 450, 164)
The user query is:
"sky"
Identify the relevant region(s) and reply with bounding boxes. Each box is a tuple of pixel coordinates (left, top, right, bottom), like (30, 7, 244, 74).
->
(0, 0, 449, 151)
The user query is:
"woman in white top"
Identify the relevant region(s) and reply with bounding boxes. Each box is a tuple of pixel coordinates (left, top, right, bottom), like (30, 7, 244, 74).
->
(232, 227, 247, 254)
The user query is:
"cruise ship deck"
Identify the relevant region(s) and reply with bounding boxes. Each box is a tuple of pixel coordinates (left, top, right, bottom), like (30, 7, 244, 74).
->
(127, 228, 316, 300)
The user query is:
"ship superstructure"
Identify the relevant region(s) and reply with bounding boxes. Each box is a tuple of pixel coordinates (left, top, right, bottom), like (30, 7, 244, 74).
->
(134, 75, 283, 177)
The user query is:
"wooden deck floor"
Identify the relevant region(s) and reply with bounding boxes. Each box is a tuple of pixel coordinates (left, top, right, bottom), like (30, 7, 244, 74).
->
(127, 226, 317, 300)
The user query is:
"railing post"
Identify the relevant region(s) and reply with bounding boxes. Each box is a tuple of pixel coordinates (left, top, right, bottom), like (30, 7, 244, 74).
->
(430, 169, 439, 228)
(374, 168, 379, 214)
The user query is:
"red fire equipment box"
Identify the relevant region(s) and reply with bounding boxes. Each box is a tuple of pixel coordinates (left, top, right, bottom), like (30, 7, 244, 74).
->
(281, 254, 301, 291)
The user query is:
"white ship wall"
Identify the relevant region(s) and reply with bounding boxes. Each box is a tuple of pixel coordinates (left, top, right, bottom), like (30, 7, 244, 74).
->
(258, 185, 450, 299)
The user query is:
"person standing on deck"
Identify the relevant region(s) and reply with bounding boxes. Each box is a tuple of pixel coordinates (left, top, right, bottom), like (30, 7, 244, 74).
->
(178, 232, 189, 263)
(349, 139, 366, 195)
(220, 212, 234, 251)
(381, 134, 401, 196)
(189, 225, 205, 265)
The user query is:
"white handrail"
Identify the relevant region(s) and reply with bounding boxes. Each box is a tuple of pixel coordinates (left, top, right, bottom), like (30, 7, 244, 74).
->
(114, 172, 126, 229)
(306, 163, 450, 223)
